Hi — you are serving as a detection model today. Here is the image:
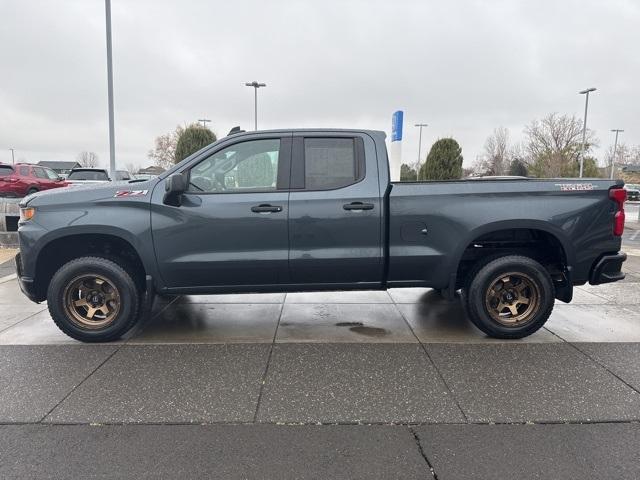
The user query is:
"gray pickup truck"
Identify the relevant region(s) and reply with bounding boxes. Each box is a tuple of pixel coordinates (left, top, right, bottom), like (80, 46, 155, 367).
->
(15, 129, 627, 342)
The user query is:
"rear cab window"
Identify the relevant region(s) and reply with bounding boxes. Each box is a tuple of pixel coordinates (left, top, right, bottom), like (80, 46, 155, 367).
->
(68, 170, 109, 181)
(0, 165, 14, 177)
(292, 136, 365, 190)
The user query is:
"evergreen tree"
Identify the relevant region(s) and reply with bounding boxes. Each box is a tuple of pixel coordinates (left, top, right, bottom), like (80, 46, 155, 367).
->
(174, 124, 216, 163)
(418, 138, 463, 180)
(508, 158, 528, 177)
(400, 163, 418, 181)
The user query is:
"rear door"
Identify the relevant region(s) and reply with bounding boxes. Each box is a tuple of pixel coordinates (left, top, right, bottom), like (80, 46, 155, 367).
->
(288, 132, 383, 285)
(151, 133, 292, 289)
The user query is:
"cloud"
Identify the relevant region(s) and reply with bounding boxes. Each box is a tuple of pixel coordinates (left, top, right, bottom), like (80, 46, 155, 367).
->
(1, 0, 638, 168)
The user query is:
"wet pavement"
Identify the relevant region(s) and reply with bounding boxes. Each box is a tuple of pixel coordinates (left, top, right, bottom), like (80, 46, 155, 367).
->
(1, 251, 640, 477)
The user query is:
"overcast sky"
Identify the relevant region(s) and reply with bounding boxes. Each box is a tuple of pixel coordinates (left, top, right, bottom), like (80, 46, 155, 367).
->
(1, 0, 638, 169)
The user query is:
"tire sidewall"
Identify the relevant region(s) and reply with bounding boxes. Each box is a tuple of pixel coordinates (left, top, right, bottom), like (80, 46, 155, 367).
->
(465, 256, 554, 338)
(47, 257, 139, 342)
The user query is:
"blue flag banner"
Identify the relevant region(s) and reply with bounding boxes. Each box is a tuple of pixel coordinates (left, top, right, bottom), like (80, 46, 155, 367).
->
(391, 110, 403, 142)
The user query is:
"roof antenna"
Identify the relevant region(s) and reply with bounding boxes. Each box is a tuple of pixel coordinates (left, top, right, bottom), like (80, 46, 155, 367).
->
(227, 126, 245, 136)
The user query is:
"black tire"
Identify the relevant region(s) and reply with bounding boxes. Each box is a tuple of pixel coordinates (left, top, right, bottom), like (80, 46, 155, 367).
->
(461, 255, 554, 339)
(26, 187, 38, 195)
(47, 256, 141, 342)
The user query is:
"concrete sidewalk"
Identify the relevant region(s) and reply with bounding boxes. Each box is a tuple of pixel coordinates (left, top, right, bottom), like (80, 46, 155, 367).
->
(2, 254, 640, 478)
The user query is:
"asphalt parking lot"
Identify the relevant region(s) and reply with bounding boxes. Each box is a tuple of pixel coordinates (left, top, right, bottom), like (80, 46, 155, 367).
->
(1, 233, 640, 478)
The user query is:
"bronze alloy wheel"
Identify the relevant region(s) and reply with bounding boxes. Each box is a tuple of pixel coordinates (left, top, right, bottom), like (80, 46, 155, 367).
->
(63, 274, 121, 329)
(484, 271, 540, 327)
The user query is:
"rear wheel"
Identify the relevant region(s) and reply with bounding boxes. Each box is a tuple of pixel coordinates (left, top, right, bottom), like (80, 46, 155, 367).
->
(462, 255, 554, 339)
(47, 256, 141, 342)
(26, 187, 38, 195)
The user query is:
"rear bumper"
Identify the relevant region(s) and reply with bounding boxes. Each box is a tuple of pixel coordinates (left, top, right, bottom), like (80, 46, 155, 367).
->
(15, 252, 40, 303)
(589, 252, 626, 285)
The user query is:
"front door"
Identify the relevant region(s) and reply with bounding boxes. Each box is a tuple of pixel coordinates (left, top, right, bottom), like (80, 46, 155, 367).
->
(151, 135, 292, 289)
(288, 133, 383, 286)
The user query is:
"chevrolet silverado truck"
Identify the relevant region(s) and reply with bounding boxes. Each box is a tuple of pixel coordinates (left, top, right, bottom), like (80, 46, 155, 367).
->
(15, 129, 627, 342)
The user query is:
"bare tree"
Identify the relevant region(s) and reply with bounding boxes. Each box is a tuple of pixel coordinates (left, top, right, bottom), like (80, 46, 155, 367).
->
(124, 162, 138, 175)
(77, 151, 99, 168)
(148, 125, 184, 169)
(523, 113, 598, 177)
(476, 127, 511, 175)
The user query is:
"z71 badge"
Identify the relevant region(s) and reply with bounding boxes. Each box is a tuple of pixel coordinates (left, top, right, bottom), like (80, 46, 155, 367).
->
(555, 183, 595, 191)
(114, 190, 149, 197)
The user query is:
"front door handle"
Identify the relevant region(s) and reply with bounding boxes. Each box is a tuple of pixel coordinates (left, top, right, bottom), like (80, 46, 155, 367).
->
(251, 204, 282, 214)
(343, 202, 374, 211)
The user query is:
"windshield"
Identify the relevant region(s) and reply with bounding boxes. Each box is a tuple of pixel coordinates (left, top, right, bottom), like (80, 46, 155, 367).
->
(68, 170, 109, 181)
(0, 165, 14, 177)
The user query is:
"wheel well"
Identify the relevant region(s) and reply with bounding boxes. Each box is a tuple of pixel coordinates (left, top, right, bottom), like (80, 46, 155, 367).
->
(34, 234, 146, 300)
(455, 228, 568, 290)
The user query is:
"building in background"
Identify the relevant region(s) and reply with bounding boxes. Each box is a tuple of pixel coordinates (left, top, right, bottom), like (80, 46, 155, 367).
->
(137, 165, 165, 176)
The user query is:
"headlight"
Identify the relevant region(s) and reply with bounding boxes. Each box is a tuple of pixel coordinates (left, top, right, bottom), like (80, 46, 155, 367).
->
(20, 207, 35, 222)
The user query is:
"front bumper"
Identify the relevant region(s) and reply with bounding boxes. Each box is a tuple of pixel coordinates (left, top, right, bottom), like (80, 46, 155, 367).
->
(15, 252, 40, 303)
(589, 252, 626, 285)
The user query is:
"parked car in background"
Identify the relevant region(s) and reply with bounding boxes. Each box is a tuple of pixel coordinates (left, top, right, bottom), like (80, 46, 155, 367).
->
(114, 170, 132, 181)
(0, 162, 69, 197)
(134, 173, 157, 181)
(624, 184, 640, 201)
(66, 168, 111, 185)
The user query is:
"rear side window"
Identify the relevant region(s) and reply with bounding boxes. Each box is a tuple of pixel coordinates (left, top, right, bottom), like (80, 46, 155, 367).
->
(303, 138, 363, 190)
(19, 166, 29, 176)
(0, 165, 14, 176)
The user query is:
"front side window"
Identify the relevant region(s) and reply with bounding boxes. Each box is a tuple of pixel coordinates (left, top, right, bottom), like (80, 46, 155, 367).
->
(33, 167, 47, 179)
(187, 139, 280, 193)
(43, 168, 59, 180)
(304, 138, 360, 190)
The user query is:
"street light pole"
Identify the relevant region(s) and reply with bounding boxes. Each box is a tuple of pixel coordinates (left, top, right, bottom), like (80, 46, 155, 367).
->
(414, 123, 428, 172)
(245, 81, 266, 130)
(105, 0, 116, 179)
(610, 129, 624, 180)
(9, 148, 15, 165)
(578, 87, 596, 178)
(198, 119, 211, 128)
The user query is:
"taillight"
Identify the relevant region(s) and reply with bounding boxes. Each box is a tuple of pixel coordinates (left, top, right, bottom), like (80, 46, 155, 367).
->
(2, 176, 19, 183)
(610, 187, 626, 236)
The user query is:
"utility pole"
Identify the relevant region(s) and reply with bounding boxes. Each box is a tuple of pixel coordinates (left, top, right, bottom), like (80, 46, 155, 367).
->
(245, 81, 266, 130)
(414, 123, 428, 172)
(198, 119, 211, 128)
(578, 87, 596, 178)
(9, 148, 15, 165)
(105, 0, 116, 179)
(610, 129, 624, 180)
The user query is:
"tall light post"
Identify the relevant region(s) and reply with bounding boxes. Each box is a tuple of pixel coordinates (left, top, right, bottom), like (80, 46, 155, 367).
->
(610, 129, 624, 180)
(9, 148, 15, 165)
(198, 119, 211, 128)
(245, 81, 266, 130)
(414, 123, 428, 172)
(104, 0, 116, 179)
(578, 87, 596, 178)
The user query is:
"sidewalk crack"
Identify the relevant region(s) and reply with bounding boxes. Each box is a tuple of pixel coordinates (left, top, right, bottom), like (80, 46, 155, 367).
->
(409, 426, 440, 479)
(390, 295, 469, 423)
(252, 295, 285, 422)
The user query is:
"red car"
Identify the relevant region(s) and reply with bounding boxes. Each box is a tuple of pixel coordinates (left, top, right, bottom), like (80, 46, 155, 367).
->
(0, 163, 69, 197)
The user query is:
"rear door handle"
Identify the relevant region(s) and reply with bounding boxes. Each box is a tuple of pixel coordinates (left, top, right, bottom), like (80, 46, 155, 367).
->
(343, 202, 374, 211)
(251, 204, 282, 214)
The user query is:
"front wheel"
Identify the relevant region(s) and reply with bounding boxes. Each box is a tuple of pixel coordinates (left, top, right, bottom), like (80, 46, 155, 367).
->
(47, 256, 141, 342)
(462, 255, 555, 339)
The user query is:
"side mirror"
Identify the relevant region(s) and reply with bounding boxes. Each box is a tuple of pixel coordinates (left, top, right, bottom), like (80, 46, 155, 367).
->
(163, 173, 187, 206)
